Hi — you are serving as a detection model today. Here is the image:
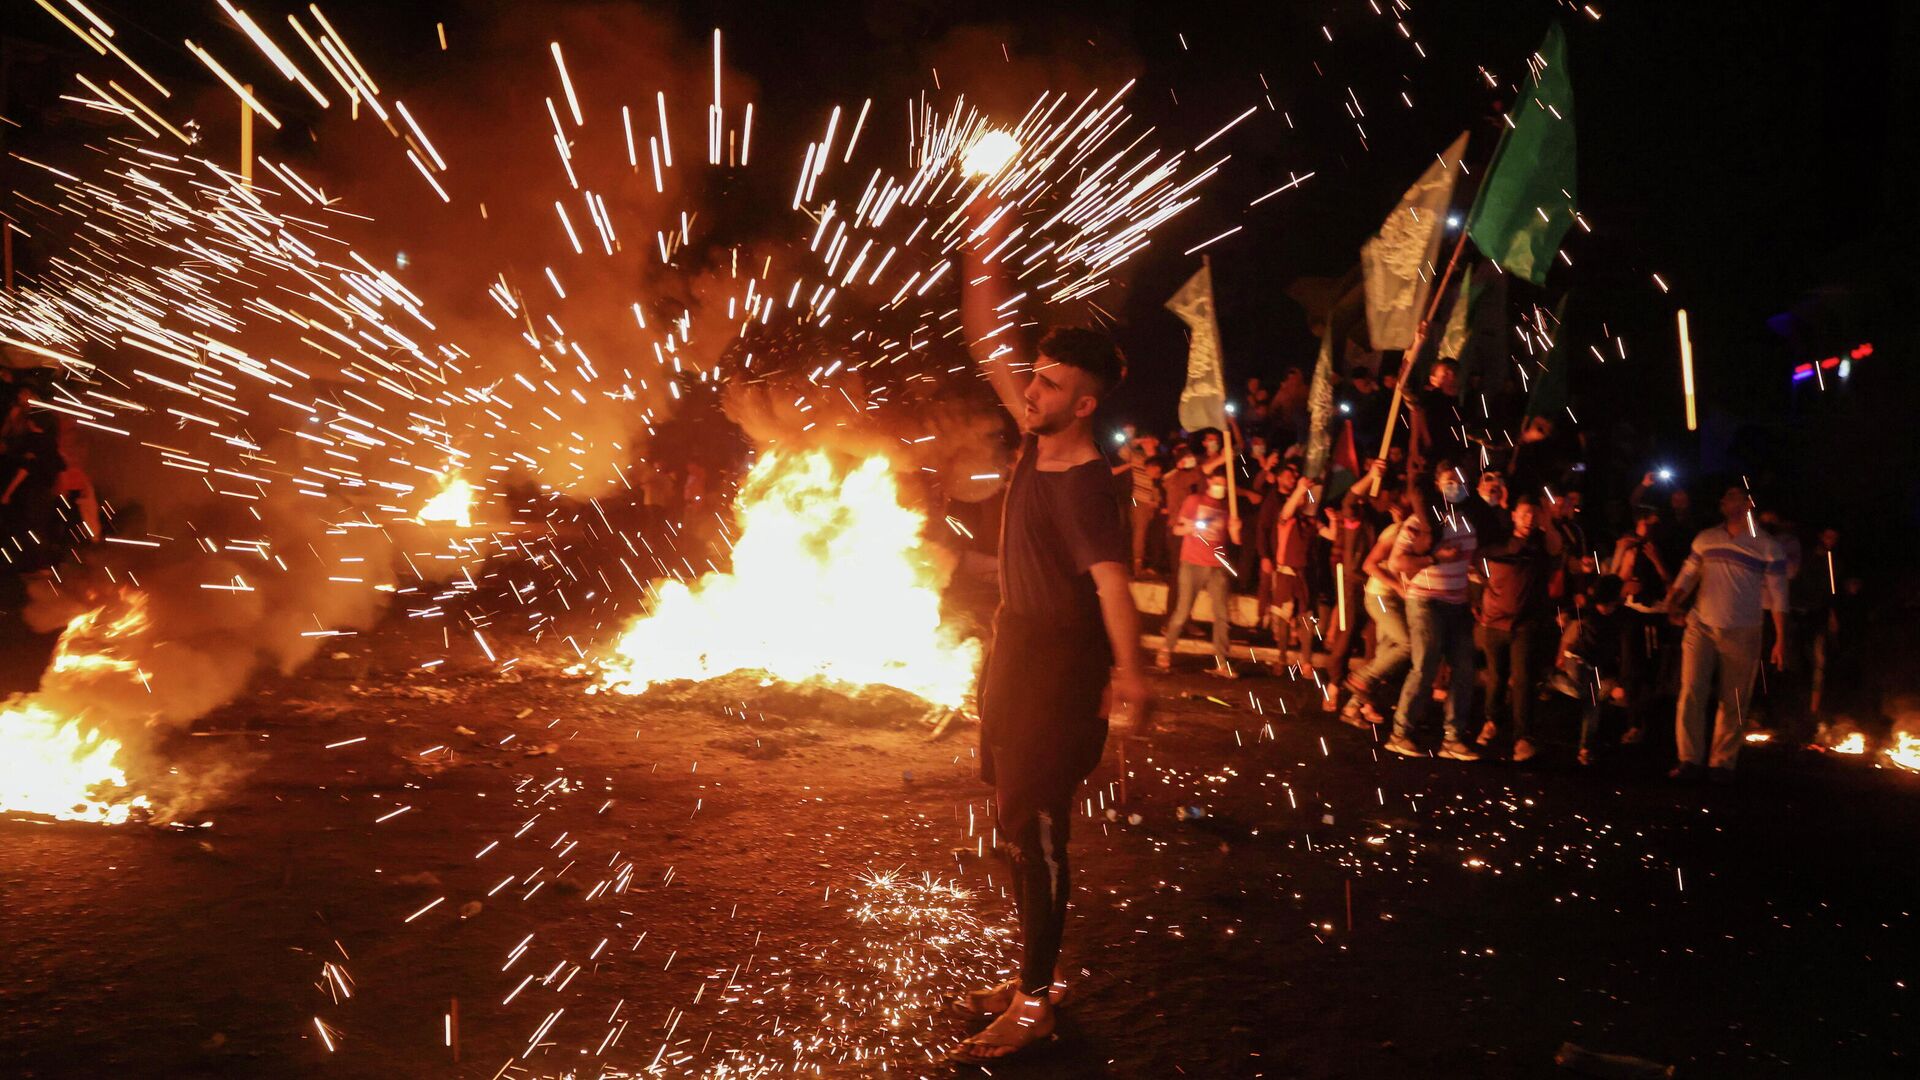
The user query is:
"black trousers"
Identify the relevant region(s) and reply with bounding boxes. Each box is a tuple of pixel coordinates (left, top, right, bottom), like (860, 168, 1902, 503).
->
(1476, 618, 1551, 741)
(1009, 803, 1072, 994)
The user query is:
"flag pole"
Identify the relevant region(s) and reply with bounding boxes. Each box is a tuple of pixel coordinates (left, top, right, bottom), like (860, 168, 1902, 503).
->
(1370, 107, 1520, 497)
(1369, 223, 1472, 495)
(1204, 255, 1239, 525)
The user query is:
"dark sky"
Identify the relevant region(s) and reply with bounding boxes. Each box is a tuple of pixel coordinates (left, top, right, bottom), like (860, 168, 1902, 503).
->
(3, 0, 1910, 533)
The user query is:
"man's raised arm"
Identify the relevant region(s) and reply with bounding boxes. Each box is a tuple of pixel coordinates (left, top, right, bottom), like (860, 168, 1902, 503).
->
(960, 201, 1029, 420)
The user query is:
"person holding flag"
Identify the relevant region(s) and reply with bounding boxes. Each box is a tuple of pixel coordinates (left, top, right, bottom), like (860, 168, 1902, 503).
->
(1156, 259, 1248, 675)
(1365, 20, 1578, 490)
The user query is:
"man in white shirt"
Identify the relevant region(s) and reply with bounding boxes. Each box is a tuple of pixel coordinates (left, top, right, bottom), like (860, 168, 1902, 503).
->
(1663, 486, 1790, 782)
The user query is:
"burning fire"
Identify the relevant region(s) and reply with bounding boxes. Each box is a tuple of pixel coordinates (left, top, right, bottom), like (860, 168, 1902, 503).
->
(417, 473, 477, 528)
(592, 450, 980, 708)
(1825, 731, 1867, 755)
(0, 595, 153, 824)
(1885, 732, 1920, 773)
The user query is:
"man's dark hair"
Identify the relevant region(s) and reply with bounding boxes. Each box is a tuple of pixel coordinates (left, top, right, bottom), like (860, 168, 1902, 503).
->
(1038, 327, 1126, 397)
(1350, 366, 1374, 381)
(1588, 574, 1624, 607)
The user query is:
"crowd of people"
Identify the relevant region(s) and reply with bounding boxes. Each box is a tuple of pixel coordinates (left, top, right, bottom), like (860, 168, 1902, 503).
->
(1112, 357, 1859, 779)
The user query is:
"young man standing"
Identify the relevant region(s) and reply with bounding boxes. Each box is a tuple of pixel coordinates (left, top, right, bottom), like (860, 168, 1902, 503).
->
(1662, 486, 1790, 782)
(1385, 460, 1487, 762)
(1159, 469, 1244, 675)
(1474, 494, 1563, 761)
(950, 201, 1149, 1064)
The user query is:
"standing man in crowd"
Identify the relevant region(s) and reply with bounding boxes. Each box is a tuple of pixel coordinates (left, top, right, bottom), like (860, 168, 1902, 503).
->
(1161, 444, 1205, 563)
(950, 198, 1148, 1064)
(1158, 469, 1242, 676)
(1385, 460, 1486, 761)
(1116, 437, 1163, 577)
(1663, 486, 1790, 783)
(1475, 494, 1563, 761)
(1410, 358, 1467, 472)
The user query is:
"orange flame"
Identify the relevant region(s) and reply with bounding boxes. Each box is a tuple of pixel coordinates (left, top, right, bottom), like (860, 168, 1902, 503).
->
(1886, 732, 1920, 773)
(1, 595, 153, 824)
(416, 473, 476, 528)
(590, 450, 980, 708)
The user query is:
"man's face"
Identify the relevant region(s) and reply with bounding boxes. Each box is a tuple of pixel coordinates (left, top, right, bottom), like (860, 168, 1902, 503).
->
(1671, 489, 1691, 512)
(1276, 468, 1300, 494)
(1720, 487, 1753, 523)
(1512, 502, 1537, 535)
(1820, 528, 1839, 549)
(1429, 366, 1458, 395)
(1477, 472, 1507, 506)
(1353, 375, 1376, 394)
(1249, 440, 1267, 460)
(1202, 435, 1220, 455)
(1021, 360, 1095, 435)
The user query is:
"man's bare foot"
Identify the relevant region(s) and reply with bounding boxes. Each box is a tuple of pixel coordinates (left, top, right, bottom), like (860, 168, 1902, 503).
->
(950, 975, 1072, 1016)
(949, 990, 1055, 1064)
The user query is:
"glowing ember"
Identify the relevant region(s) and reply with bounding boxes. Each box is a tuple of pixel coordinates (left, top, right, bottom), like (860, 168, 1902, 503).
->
(1828, 732, 1867, 755)
(0, 600, 153, 825)
(960, 129, 1020, 178)
(1886, 732, 1920, 772)
(592, 450, 980, 708)
(1743, 731, 1774, 745)
(417, 473, 477, 529)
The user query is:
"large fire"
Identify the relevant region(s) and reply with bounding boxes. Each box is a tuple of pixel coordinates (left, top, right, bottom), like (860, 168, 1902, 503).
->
(416, 473, 477, 529)
(591, 450, 981, 708)
(0, 595, 153, 825)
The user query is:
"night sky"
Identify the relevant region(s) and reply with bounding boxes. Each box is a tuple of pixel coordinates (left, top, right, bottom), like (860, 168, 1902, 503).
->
(2, 0, 1910, 551)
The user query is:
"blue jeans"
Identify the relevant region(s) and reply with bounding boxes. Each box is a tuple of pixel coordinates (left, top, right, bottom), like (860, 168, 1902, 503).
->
(1350, 591, 1410, 701)
(1164, 561, 1232, 663)
(1394, 596, 1477, 744)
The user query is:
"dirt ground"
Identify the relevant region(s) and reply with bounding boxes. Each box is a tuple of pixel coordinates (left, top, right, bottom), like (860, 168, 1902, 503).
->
(3, 605, 1917, 1079)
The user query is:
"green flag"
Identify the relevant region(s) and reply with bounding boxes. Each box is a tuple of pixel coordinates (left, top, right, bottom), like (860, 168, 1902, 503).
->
(1523, 294, 1573, 421)
(1440, 262, 1508, 401)
(1466, 23, 1576, 286)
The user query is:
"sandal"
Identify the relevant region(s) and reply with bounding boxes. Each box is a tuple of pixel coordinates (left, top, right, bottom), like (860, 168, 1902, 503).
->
(948, 994, 1056, 1065)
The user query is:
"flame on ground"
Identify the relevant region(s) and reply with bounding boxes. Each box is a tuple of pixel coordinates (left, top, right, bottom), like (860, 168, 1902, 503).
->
(1886, 732, 1920, 773)
(592, 450, 980, 708)
(416, 473, 476, 529)
(1825, 731, 1867, 755)
(1, 595, 154, 824)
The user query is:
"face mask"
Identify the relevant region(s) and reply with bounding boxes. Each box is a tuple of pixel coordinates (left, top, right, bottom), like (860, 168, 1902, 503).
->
(1207, 484, 1228, 499)
(1440, 482, 1466, 504)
